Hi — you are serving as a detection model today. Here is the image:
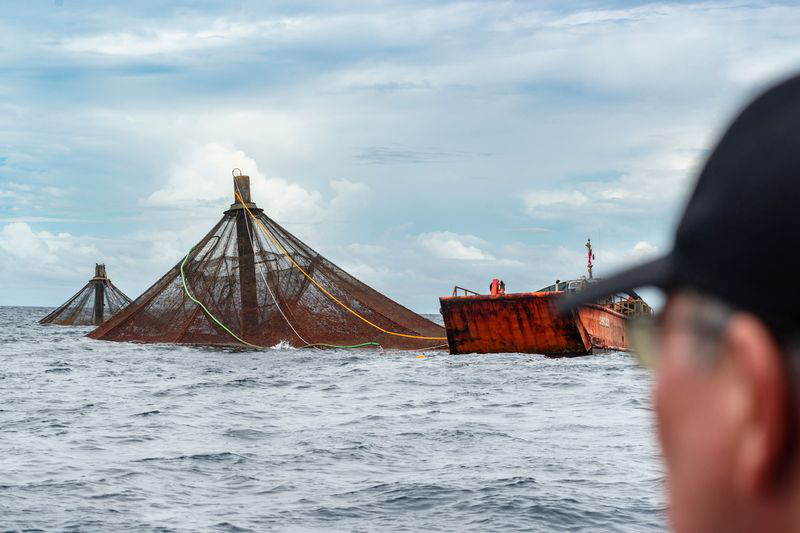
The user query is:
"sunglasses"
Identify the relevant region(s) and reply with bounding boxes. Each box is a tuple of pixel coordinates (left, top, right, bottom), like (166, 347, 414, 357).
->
(628, 314, 662, 369)
(628, 297, 735, 370)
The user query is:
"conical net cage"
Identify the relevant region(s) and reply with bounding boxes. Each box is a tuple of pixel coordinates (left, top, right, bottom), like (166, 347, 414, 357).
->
(89, 175, 446, 349)
(40, 264, 133, 326)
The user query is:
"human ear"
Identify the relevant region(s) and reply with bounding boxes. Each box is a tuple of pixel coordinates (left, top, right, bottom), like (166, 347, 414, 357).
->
(725, 314, 790, 498)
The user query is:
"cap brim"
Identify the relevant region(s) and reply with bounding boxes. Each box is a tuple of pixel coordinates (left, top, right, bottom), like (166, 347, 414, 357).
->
(556, 254, 675, 315)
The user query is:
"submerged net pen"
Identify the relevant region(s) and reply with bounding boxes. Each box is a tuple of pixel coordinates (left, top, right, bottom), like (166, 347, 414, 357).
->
(88, 171, 445, 349)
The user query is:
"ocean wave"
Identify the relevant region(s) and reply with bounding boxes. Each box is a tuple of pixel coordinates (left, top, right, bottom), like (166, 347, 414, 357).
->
(0, 305, 664, 532)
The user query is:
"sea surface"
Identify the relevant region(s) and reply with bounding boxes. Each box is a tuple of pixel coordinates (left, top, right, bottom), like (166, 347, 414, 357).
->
(0, 306, 665, 532)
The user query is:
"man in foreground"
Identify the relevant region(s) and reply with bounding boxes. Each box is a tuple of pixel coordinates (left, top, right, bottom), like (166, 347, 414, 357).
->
(560, 74, 800, 532)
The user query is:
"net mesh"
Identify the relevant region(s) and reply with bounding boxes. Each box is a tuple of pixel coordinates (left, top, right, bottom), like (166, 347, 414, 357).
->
(40, 265, 133, 326)
(88, 178, 445, 349)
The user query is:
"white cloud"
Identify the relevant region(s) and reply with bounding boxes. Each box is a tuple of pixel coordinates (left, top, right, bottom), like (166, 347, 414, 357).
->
(0, 222, 100, 277)
(60, 19, 278, 56)
(416, 231, 495, 261)
(130, 222, 212, 270)
(316, 2, 800, 98)
(0, 182, 66, 208)
(632, 240, 659, 258)
(523, 190, 590, 214)
(139, 143, 372, 269)
(145, 143, 371, 227)
(58, 5, 486, 60)
(522, 148, 701, 219)
(145, 142, 327, 223)
(0, 222, 54, 262)
(329, 178, 370, 212)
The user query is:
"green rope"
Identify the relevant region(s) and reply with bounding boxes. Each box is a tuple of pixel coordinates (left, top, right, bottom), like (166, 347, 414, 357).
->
(181, 246, 381, 351)
(303, 342, 382, 349)
(180, 246, 261, 348)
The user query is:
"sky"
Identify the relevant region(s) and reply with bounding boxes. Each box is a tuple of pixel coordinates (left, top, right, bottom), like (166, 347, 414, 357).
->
(2, 0, 800, 312)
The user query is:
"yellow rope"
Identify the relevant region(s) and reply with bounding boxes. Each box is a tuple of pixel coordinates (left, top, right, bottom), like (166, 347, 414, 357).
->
(235, 190, 447, 341)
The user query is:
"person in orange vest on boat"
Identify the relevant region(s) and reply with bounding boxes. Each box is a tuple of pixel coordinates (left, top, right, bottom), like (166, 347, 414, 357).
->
(489, 278, 500, 295)
(489, 279, 506, 296)
(560, 74, 800, 533)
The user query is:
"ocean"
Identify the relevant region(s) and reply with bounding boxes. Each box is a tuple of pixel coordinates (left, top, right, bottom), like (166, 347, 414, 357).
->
(0, 306, 665, 532)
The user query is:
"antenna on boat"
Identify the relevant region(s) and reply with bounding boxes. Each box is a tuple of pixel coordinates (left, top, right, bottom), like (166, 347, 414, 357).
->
(586, 238, 595, 280)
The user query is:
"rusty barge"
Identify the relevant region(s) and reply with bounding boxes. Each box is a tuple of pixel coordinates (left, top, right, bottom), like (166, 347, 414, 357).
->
(439, 241, 652, 356)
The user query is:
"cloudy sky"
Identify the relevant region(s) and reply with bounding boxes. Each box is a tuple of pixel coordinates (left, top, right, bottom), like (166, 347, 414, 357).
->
(2, 0, 800, 311)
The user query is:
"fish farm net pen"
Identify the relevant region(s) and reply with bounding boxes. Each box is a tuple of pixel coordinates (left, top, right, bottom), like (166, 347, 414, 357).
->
(89, 172, 446, 350)
(41, 264, 132, 326)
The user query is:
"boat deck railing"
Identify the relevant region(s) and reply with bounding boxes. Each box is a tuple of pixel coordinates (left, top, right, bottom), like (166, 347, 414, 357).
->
(452, 286, 481, 297)
(607, 296, 653, 318)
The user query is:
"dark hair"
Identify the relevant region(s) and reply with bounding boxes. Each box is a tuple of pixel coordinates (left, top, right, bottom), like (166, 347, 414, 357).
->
(762, 315, 800, 353)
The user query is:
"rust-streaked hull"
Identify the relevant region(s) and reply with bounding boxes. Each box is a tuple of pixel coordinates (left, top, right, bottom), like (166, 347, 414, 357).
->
(439, 291, 630, 355)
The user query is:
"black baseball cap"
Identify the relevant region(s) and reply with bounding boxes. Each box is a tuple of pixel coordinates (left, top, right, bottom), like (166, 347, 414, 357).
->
(559, 73, 800, 336)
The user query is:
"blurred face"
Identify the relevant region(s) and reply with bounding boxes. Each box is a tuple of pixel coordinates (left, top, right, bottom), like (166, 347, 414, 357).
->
(653, 292, 738, 533)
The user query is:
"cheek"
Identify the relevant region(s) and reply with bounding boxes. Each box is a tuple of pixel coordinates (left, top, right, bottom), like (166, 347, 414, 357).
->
(653, 340, 732, 530)
(654, 353, 687, 457)
(655, 348, 723, 459)
(653, 327, 708, 443)
(654, 333, 694, 448)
